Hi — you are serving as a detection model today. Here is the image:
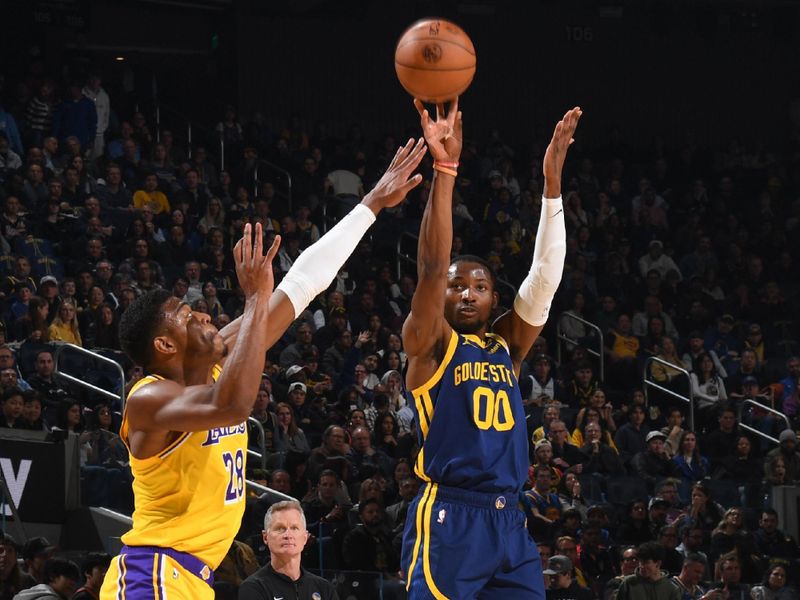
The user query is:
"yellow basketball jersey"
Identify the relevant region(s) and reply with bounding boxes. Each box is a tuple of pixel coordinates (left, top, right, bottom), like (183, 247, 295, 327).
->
(120, 365, 247, 569)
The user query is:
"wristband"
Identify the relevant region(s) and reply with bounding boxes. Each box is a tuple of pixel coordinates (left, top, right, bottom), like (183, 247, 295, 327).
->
(433, 164, 458, 177)
(434, 160, 459, 168)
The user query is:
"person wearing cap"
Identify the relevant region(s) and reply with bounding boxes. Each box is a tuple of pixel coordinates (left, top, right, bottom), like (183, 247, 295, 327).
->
(703, 315, 741, 376)
(615, 541, 680, 600)
(20, 537, 56, 587)
(765, 428, 800, 481)
(544, 554, 593, 600)
(682, 331, 727, 379)
(531, 439, 562, 490)
(638, 240, 682, 281)
(630, 431, 680, 490)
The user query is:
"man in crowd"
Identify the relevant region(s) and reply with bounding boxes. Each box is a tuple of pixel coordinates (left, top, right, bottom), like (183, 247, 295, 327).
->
(238, 500, 337, 599)
(543, 555, 593, 600)
(615, 541, 680, 600)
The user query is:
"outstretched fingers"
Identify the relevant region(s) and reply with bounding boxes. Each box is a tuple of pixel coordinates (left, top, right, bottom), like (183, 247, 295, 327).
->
(263, 234, 281, 266)
(397, 138, 427, 172)
(252, 222, 263, 266)
(241, 223, 252, 266)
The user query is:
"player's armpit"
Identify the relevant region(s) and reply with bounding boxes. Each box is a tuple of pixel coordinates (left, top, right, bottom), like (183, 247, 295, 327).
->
(492, 310, 544, 375)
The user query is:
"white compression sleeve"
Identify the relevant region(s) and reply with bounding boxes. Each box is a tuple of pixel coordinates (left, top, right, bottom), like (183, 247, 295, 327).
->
(513, 196, 567, 326)
(276, 203, 376, 317)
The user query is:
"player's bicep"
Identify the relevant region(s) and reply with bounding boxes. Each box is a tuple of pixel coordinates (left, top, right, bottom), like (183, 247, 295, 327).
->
(128, 381, 244, 433)
(403, 274, 447, 357)
(493, 308, 544, 374)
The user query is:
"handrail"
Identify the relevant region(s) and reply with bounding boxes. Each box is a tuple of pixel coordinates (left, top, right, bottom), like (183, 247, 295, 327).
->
(396, 231, 419, 280)
(556, 313, 605, 381)
(738, 397, 791, 446)
(54, 344, 126, 410)
(643, 356, 694, 431)
(254, 160, 293, 214)
(246, 417, 268, 471)
(245, 480, 295, 502)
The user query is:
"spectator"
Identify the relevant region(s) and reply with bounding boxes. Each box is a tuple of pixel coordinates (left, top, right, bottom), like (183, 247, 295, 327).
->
(604, 546, 638, 600)
(51, 82, 96, 148)
(615, 405, 650, 467)
(341, 498, 400, 581)
(0, 388, 24, 428)
(690, 352, 727, 428)
(639, 240, 682, 280)
(669, 553, 712, 600)
(46, 300, 81, 345)
(563, 360, 599, 408)
(347, 426, 394, 479)
(0, 534, 25, 599)
(274, 401, 311, 454)
(522, 465, 562, 537)
(681, 482, 724, 534)
(548, 419, 585, 471)
(656, 525, 684, 575)
(714, 435, 762, 483)
(682, 330, 727, 378)
(544, 555, 593, 600)
(238, 500, 338, 600)
(704, 406, 740, 470)
(764, 429, 800, 482)
(709, 554, 749, 600)
(709, 508, 754, 569)
(71, 553, 111, 600)
(580, 420, 624, 477)
(672, 431, 710, 483)
(617, 500, 654, 546)
(750, 563, 796, 600)
(12, 558, 79, 600)
(631, 431, 681, 490)
(614, 541, 680, 600)
(752, 509, 798, 562)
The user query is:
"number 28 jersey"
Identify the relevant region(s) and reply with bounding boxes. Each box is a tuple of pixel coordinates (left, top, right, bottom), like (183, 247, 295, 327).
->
(119, 365, 247, 569)
(409, 331, 529, 494)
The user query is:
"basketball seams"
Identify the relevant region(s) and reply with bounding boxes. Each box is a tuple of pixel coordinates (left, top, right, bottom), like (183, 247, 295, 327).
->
(396, 38, 475, 56)
(395, 64, 476, 72)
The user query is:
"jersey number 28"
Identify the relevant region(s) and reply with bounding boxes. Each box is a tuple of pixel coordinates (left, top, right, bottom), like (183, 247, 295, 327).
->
(222, 449, 245, 504)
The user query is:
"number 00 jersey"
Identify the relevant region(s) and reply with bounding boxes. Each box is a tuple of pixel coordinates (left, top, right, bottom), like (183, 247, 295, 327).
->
(119, 365, 247, 569)
(409, 331, 528, 494)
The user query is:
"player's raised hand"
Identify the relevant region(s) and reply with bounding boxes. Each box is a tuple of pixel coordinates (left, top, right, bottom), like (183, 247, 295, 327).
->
(543, 106, 582, 198)
(363, 137, 427, 214)
(233, 222, 281, 299)
(415, 96, 462, 163)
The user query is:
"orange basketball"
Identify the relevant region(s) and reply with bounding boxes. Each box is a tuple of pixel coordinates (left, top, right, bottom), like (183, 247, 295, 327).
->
(394, 18, 476, 104)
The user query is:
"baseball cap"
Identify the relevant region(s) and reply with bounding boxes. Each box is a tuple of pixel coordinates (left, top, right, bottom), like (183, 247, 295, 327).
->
(288, 382, 307, 394)
(779, 429, 797, 444)
(742, 375, 759, 387)
(534, 439, 552, 451)
(646, 430, 667, 443)
(648, 497, 670, 510)
(648, 239, 663, 249)
(23, 536, 55, 561)
(488, 170, 503, 180)
(542, 555, 573, 576)
(719, 314, 735, 323)
(285, 365, 304, 379)
(39, 275, 58, 286)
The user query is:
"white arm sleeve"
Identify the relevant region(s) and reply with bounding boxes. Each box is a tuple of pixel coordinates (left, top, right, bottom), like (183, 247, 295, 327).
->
(513, 196, 567, 326)
(276, 203, 375, 317)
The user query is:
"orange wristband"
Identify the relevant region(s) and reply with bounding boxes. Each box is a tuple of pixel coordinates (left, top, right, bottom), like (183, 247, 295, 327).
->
(433, 164, 458, 177)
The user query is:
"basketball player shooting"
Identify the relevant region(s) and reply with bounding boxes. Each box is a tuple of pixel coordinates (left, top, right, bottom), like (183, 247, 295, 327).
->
(401, 99, 582, 599)
(100, 139, 426, 600)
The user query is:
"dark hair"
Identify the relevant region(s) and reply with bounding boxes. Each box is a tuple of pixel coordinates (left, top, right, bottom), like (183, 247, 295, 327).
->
(119, 289, 173, 367)
(81, 552, 111, 577)
(43, 558, 80, 584)
(318, 468, 340, 483)
(450, 254, 497, 290)
(373, 410, 399, 446)
(1, 387, 23, 403)
(636, 541, 665, 563)
(358, 497, 381, 514)
(683, 553, 707, 567)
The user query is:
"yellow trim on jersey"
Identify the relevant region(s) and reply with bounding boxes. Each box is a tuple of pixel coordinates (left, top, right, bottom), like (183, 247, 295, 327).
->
(414, 447, 430, 482)
(119, 555, 127, 600)
(413, 393, 430, 439)
(406, 483, 434, 591)
(151, 554, 159, 600)
(157, 432, 192, 458)
(410, 330, 459, 397)
(422, 483, 448, 600)
(486, 332, 510, 354)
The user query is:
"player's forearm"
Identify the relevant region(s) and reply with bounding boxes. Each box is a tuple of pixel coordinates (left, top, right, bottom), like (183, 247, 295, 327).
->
(213, 296, 271, 421)
(417, 172, 455, 277)
(513, 196, 566, 326)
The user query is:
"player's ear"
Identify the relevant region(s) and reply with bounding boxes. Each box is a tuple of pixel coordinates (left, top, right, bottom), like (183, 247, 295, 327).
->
(153, 334, 176, 356)
(492, 290, 499, 310)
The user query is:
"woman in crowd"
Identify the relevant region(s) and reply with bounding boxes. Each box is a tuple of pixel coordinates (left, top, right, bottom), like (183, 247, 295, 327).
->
(274, 401, 311, 454)
(202, 281, 225, 320)
(11, 295, 49, 342)
(715, 435, 763, 483)
(557, 472, 589, 519)
(709, 508, 755, 569)
(691, 351, 727, 428)
(750, 564, 796, 600)
(573, 389, 617, 447)
(672, 430, 710, 482)
(55, 399, 84, 434)
(616, 499, 653, 545)
(47, 299, 82, 345)
(681, 482, 725, 533)
(373, 410, 400, 458)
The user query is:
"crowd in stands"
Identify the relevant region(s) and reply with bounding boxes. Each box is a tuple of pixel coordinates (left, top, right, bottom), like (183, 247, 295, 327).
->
(0, 54, 800, 599)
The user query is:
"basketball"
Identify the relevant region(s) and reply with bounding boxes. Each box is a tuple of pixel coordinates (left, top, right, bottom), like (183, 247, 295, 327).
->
(394, 18, 476, 104)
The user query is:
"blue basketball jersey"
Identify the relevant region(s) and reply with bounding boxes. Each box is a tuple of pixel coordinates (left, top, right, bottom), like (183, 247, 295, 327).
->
(409, 330, 529, 494)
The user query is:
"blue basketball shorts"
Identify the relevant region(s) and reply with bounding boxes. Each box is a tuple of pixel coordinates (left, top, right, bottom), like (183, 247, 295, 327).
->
(401, 482, 545, 599)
